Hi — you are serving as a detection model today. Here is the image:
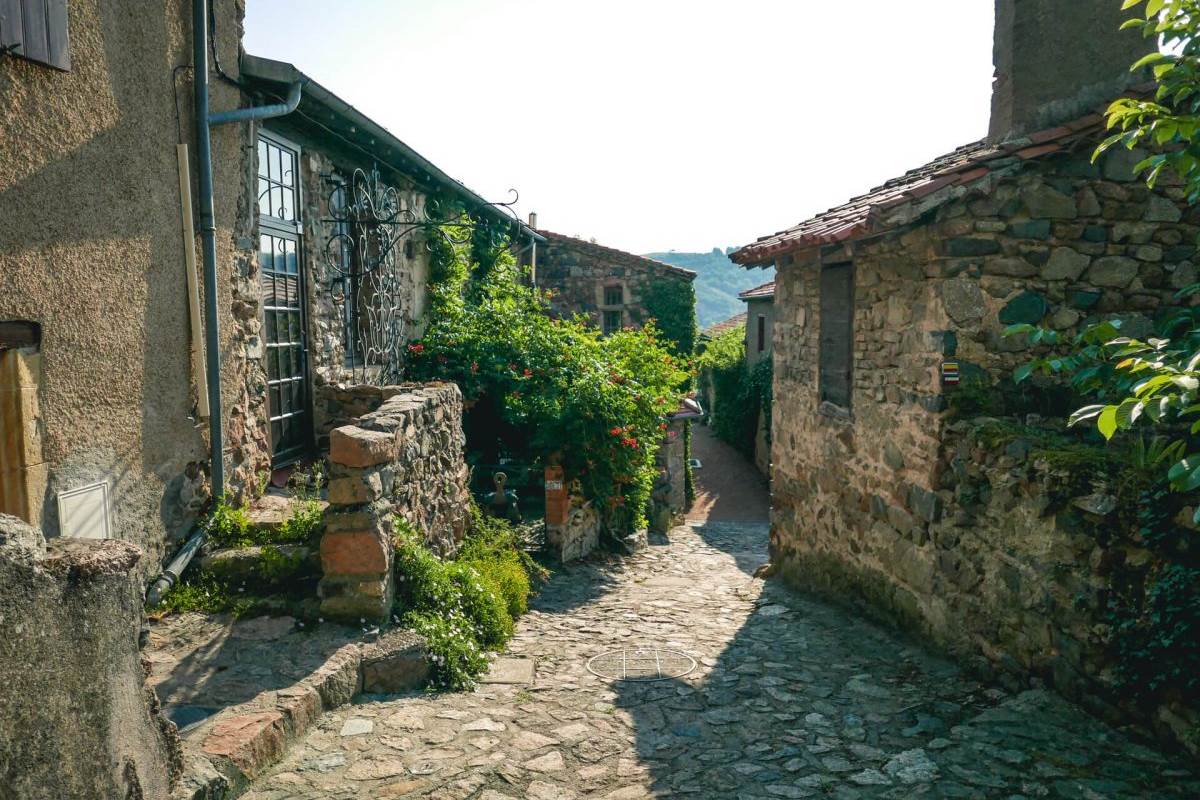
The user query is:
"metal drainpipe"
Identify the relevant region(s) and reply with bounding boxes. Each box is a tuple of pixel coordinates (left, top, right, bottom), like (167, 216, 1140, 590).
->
(149, 0, 304, 604)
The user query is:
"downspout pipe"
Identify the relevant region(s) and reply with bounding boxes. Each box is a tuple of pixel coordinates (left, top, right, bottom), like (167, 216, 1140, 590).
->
(154, 0, 305, 603)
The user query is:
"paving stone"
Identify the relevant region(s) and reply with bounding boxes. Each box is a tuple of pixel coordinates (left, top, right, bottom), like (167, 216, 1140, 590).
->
(242, 519, 1199, 799)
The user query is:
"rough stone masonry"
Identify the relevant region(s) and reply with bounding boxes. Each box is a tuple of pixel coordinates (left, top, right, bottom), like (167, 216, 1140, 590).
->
(320, 382, 471, 622)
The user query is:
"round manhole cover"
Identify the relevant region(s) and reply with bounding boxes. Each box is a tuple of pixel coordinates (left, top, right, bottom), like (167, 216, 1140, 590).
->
(586, 648, 697, 682)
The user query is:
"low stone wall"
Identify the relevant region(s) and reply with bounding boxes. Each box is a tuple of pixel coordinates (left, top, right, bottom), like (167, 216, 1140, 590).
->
(0, 514, 180, 798)
(772, 419, 1200, 755)
(319, 383, 471, 622)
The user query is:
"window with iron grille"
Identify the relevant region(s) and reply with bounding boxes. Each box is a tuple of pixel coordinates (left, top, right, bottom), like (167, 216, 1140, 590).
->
(819, 262, 854, 411)
(603, 285, 623, 306)
(602, 310, 622, 335)
(328, 175, 362, 367)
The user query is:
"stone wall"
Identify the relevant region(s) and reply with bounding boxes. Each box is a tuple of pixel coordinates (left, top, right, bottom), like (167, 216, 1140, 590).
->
(536, 232, 696, 331)
(319, 383, 471, 621)
(546, 498, 601, 563)
(770, 139, 1199, 752)
(0, 515, 180, 798)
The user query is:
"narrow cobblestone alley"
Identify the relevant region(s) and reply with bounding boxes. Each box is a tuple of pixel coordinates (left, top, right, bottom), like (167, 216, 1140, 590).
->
(245, 435, 1199, 800)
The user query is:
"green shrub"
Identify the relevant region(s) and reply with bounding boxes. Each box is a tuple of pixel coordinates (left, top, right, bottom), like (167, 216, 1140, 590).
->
(149, 572, 252, 618)
(407, 247, 689, 536)
(402, 610, 489, 692)
(276, 500, 324, 545)
(391, 510, 545, 691)
(698, 325, 771, 457)
(204, 501, 255, 548)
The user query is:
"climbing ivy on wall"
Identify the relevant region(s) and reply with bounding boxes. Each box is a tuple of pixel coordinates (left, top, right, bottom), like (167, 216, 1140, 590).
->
(697, 325, 771, 459)
(642, 279, 698, 358)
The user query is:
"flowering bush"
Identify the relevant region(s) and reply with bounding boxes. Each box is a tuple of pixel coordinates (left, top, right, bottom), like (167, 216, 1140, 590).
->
(392, 512, 542, 690)
(407, 243, 689, 535)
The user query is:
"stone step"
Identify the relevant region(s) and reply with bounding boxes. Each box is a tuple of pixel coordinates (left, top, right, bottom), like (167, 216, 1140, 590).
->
(195, 544, 316, 586)
(245, 493, 329, 535)
(171, 629, 430, 800)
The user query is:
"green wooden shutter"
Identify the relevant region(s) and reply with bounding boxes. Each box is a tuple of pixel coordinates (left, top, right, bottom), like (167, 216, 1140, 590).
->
(0, 0, 70, 71)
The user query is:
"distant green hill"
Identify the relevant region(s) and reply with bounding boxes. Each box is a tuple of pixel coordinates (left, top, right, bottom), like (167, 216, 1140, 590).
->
(645, 248, 775, 330)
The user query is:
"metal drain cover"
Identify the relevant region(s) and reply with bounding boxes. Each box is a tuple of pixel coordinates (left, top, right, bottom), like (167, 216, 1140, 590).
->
(586, 648, 697, 682)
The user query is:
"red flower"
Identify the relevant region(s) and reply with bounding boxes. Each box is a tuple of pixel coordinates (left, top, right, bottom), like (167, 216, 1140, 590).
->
(523, 368, 533, 378)
(408, 344, 425, 354)
(609, 427, 623, 436)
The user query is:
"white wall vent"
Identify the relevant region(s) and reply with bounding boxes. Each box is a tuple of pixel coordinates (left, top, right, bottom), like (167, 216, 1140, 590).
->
(57, 482, 111, 539)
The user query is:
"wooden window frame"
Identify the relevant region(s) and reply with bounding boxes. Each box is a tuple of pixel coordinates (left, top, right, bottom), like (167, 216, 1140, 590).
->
(756, 314, 766, 353)
(602, 284, 624, 307)
(602, 309, 623, 335)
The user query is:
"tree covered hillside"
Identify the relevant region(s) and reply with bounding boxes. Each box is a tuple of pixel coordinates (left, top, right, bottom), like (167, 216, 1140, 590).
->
(645, 248, 775, 329)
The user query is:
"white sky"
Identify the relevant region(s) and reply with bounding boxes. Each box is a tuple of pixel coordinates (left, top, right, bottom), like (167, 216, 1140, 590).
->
(245, 1, 996, 255)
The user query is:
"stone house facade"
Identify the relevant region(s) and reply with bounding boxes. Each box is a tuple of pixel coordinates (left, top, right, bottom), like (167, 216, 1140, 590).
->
(734, 0, 1199, 751)
(533, 228, 696, 335)
(237, 58, 540, 461)
(740, 281, 775, 371)
(0, 8, 537, 560)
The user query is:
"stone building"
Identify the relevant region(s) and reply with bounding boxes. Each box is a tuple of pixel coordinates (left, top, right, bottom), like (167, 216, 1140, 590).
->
(0, 4, 538, 553)
(740, 280, 775, 370)
(734, 0, 1199, 751)
(532, 226, 696, 336)
(236, 57, 541, 460)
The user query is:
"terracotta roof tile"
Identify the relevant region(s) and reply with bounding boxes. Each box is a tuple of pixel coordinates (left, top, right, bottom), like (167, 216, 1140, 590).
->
(536, 230, 697, 280)
(729, 103, 1127, 267)
(703, 313, 747, 337)
(738, 281, 776, 300)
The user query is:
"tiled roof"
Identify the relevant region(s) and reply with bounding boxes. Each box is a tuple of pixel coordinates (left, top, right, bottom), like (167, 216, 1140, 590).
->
(738, 281, 776, 301)
(703, 312, 747, 338)
(730, 104, 1132, 267)
(536, 230, 697, 280)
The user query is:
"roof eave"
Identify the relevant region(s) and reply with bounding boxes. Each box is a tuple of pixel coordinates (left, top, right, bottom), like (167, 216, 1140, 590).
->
(240, 54, 544, 243)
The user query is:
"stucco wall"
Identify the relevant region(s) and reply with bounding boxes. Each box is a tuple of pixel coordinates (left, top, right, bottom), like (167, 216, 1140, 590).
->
(769, 139, 1198, 751)
(0, 0, 267, 567)
(0, 514, 181, 798)
(743, 297, 774, 371)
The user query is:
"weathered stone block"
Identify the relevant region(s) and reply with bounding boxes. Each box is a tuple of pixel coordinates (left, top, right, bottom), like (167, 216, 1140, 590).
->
(1021, 184, 1077, 219)
(330, 426, 395, 468)
(360, 631, 431, 694)
(946, 237, 1002, 257)
(984, 256, 1038, 278)
(328, 471, 385, 505)
(1145, 194, 1183, 223)
(941, 277, 986, 325)
(321, 530, 391, 576)
(201, 711, 287, 778)
(1007, 219, 1052, 240)
(1041, 247, 1090, 281)
(998, 291, 1049, 325)
(1088, 256, 1139, 288)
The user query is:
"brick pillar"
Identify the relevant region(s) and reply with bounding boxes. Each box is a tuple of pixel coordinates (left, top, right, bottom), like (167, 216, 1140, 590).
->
(320, 424, 397, 623)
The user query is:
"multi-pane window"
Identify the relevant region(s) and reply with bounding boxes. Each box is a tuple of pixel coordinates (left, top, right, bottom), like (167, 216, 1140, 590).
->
(602, 310, 623, 335)
(603, 285, 623, 306)
(258, 137, 298, 224)
(258, 132, 308, 464)
(819, 263, 854, 410)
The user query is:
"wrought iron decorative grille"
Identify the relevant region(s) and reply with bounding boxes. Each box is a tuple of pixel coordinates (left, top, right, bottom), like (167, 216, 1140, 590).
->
(322, 166, 522, 386)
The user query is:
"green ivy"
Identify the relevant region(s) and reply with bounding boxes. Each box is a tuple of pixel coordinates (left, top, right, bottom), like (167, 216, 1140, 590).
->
(409, 224, 689, 537)
(642, 279, 698, 358)
(697, 325, 771, 459)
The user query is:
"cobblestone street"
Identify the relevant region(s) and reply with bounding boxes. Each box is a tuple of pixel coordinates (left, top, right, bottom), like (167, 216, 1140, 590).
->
(245, 515, 1199, 798)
